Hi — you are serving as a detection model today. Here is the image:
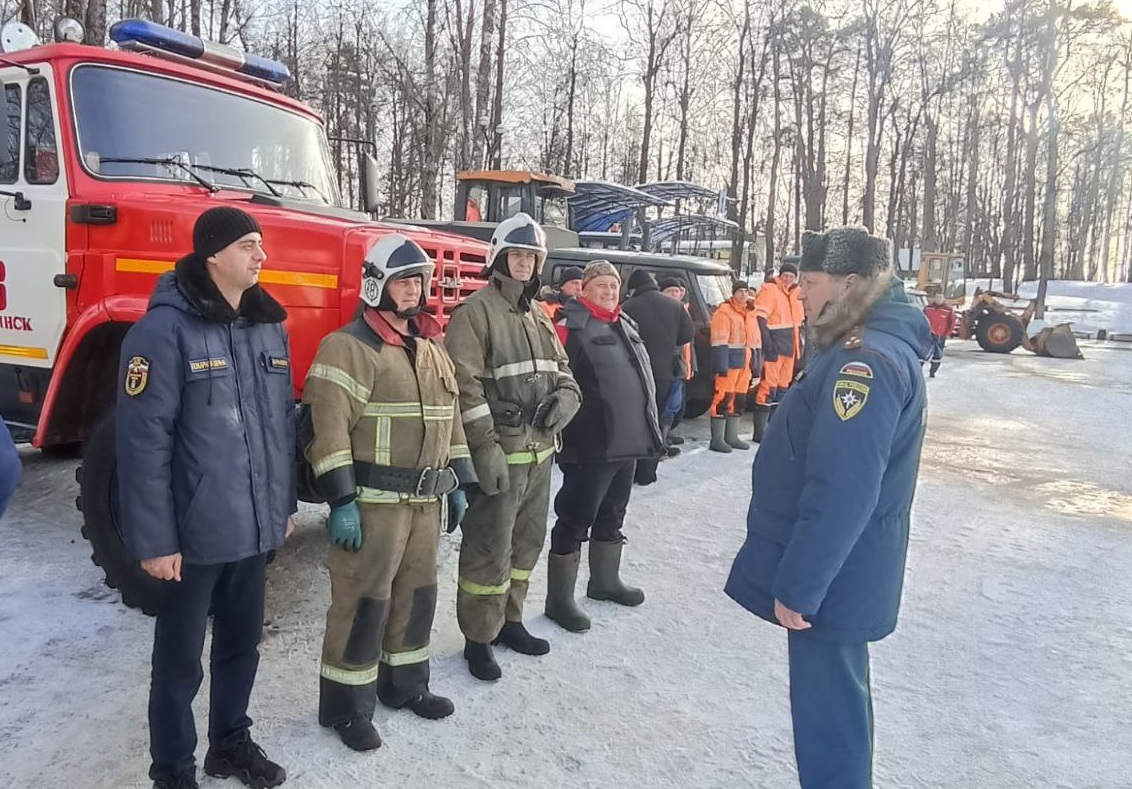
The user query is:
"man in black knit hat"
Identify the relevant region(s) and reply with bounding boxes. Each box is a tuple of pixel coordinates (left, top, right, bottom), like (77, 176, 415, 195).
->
(118, 206, 295, 789)
(622, 269, 693, 482)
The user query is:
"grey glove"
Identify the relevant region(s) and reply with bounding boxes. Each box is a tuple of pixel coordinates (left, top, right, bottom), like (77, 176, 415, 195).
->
(533, 391, 580, 433)
(471, 443, 510, 496)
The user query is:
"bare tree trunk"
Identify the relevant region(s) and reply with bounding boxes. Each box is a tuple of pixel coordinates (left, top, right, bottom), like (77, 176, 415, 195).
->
(1036, 2, 1060, 314)
(921, 113, 938, 251)
(728, 0, 751, 265)
(843, 37, 861, 225)
(471, 0, 496, 169)
(765, 43, 783, 269)
(490, 0, 507, 169)
(1021, 99, 1040, 280)
(420, 0, 440, 218)
(1000, 38, 1023, 293)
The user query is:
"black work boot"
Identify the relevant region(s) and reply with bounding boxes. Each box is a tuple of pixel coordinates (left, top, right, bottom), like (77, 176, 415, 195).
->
(494, 620, 551, 655)
(724, 415, 750, 450)
(752, 406, 771, 443)
(463, 640, 502, 681)
(587, 540, 645, 606)
(203, 734, 286, 788)
(709, 417, 732, 453)
(402, 690, 455, 720)
(152, 770, 199, 789)
(332, 717, 381, 751)
(544, 551, 591, 632)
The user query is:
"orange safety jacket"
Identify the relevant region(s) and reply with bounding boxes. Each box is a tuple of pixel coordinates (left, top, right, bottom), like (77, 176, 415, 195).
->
(710, 300, 750, 373)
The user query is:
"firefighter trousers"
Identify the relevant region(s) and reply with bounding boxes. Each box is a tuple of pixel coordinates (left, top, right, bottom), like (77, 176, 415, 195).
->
(457, 457, 552, 643)
(319, 500, 441, 728)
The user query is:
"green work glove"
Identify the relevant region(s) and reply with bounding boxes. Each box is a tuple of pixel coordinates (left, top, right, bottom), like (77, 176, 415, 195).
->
(446, 488, 469, 533)
(328, 501, 362, 552)
(472, 443, 510, 496)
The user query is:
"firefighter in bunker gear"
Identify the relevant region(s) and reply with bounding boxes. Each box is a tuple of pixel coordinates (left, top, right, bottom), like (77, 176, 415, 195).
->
(709, 282, 755, 453)
(303, 234, 477, 752)
(444, 212, 581, 681)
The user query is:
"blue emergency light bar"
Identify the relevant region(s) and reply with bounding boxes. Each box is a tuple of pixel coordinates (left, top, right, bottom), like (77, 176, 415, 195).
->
(108, 19, 291, 87)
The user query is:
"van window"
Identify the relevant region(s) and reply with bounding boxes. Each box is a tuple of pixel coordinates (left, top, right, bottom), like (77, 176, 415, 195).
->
(1, 83, 19, 184)
(24, 77, 58, 185)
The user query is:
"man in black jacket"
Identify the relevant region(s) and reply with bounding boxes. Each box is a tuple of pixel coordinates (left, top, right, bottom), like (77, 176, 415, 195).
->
(621, 269, 694, 483)
(544, 261, 665, 633)
(117, 207, 295, 789)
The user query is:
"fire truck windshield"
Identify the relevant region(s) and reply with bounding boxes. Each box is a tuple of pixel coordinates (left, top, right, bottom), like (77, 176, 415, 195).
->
(70, 65, 341, 206)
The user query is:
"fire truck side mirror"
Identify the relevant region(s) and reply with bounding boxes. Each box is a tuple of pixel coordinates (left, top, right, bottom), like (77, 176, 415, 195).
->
(360, 152, 381, 216)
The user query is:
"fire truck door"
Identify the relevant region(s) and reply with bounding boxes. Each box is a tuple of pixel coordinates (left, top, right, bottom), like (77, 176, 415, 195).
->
(0, 66, 67, 371)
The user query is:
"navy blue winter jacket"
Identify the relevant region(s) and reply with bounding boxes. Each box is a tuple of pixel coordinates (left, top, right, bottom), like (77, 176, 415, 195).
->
(725, 277, 930, 643)
(116, 256, 296, 565)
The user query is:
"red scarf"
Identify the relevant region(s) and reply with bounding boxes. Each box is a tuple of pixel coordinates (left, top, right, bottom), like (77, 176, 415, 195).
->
(578, 297, 622, 323)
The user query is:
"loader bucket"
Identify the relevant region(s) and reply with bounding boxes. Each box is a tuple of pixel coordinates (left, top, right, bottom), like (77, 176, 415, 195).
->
(1033, 324, 1084, 359)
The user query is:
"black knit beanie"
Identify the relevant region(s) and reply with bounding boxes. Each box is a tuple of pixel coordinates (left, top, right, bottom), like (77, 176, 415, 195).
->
(779, 261, 799, 276)
(627, 268, 656, 293)
(193, 207, 263, 259)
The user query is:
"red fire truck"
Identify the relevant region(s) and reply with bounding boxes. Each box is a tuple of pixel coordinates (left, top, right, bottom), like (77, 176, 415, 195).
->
(0, 18, 489, 612)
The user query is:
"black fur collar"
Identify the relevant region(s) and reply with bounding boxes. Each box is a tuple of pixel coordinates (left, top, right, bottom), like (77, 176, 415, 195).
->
(174, 253, 287, 324)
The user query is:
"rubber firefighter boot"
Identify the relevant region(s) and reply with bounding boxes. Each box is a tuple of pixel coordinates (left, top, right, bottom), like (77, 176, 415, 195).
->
(752, 406, 771, 443)
(544, 551, 591, 632)
(709, 417, 732, 453)
(724, 414, 750, 450)
(494, 620, 550, 655)
(587, 540, 645, 607)
(463, 640, 502, 682)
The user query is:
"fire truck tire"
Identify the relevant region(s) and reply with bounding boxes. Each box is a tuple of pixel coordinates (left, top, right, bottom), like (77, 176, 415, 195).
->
(975, 314, 1024, 354)
(79, 414, 165, 616)
(41, 442, 83, 459)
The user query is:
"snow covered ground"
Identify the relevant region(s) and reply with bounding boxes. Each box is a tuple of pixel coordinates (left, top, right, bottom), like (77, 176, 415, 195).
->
(2, 339, 1131, 789)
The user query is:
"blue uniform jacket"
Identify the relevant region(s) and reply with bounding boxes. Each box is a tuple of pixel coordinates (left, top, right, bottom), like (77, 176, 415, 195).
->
(0, 416, 21, 518)
(725, 279, 930, 643)
(116, 257, 296, 565)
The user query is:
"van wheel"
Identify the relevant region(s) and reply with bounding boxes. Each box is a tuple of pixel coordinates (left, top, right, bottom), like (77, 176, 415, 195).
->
(683, 398, 710, 419)
(77, 414, 165, 616)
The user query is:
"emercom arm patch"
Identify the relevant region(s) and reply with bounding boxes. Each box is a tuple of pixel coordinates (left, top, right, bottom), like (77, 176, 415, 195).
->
(833, 379, 869, 421)
(838, 361, 873, 379)
(124, 356, 150, 396)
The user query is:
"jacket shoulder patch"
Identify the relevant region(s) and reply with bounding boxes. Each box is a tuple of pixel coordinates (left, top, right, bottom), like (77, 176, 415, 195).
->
(833, 379, 869, 421)
(125, 356, 150, 396)
(838, 361, 873, 379)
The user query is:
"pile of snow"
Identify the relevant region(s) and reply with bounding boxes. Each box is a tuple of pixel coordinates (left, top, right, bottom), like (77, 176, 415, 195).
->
(966, 279, 1132, 335)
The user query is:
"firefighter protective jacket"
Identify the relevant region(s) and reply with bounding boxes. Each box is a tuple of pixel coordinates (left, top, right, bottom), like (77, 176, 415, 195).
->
(302, 311, 475, 507)
(444, 271, 581, 467)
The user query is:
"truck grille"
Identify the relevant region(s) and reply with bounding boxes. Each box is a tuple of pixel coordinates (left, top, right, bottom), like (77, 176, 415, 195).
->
(421, 244, 489, 326)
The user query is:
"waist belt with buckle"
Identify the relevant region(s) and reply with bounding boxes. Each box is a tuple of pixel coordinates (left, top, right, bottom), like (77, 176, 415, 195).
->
(354, 462, 459, 497)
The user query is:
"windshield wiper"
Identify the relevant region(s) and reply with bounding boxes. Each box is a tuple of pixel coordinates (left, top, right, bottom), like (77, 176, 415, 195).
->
(263, 178, 330, 204)
(191, 164, 284, 198)
(97, 157, 218, 192)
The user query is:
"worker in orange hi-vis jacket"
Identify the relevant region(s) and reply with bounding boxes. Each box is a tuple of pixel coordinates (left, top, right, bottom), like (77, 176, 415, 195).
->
(709, 282, 754, 454)
(754, 261, 800, 410)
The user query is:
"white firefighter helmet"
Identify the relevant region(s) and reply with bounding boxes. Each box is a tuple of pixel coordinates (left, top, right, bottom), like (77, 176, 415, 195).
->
(487, 212, 547, 274)
(360, 233, 434, 310)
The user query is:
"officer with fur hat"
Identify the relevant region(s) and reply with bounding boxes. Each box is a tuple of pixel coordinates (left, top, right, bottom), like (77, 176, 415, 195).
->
(303, 233, 476, 750)
(726, 226, 931, 789)
(444, 213, 581, 681)
(117, 206, 294, 789)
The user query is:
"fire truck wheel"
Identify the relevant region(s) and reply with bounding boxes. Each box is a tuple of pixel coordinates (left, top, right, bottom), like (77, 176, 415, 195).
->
(78, 414, 166, 616)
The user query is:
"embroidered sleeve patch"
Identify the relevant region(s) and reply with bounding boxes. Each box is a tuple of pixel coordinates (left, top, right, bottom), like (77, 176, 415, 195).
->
(833, 379, 869, 421)
(125, 356, 150, 396)
(838, 361, 873, 379)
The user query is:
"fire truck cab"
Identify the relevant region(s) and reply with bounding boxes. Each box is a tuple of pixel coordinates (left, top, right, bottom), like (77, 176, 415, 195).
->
(0, 18, 488, 612)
